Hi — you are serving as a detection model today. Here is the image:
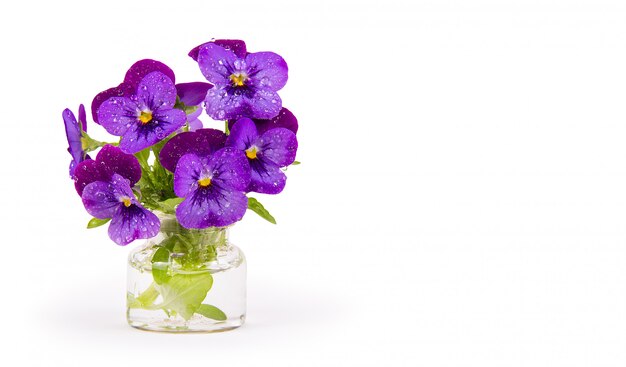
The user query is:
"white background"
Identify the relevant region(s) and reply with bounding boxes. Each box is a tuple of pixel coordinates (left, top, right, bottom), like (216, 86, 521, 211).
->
(1, 0, 625, 366)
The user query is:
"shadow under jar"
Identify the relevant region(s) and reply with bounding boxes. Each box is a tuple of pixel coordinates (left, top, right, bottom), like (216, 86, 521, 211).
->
(127, 212, 246, 332)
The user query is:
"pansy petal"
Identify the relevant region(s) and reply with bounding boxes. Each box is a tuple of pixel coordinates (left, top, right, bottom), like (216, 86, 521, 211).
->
(215, 39, 247, 58)
(255, 107, 298, 135)
(63, 109, 82, 163)
(248, 159, 286, 194)
(187, 107, 202, 121)
(118, 108, 186, 154)
(176, 82, 212, 106)
(160, 128, 226, 172)
(205, 87, 247, 120)
(117, 123, 156, 154)
(173, 153, 204, 197)
(229, 107, 298, 135)
(197, 43, 239, 85)
(176, 186, 248, 229)
(188, 118, 203, 131)
(246, 89, 282, 120)
(258, 128, 298, 167)
(225, 118, 258, 151)
(137, 71, 178, 110)
(208, 148, 251, 191)
(97, 97, 138, 136)
(124, 59, 176, 90)
(78, 104, 87, 132)
(187, 108, 203, 131)
(189, 39, 247, 61)
(96, 145, 141, 186)
(153, 108, 187, 135)
(74, 159, 112, 196)
(91, 83, 134, 123)
(246, 51, 288, 91)
(81, 180, 120, 219)
(108, 205, 160, 246)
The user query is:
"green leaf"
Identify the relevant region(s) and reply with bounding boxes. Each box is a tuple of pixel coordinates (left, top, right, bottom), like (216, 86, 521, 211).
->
(157, 197, 184, 214)
(129, 283, 160, 309)
(151, 247, 171, 285)
(154, 272, 213, 320)
(224, 120, 230, 135)
(87, 217, 111, 229)
(247, 197, 277, 224)
(196, 304, 227, 321)
(291, 161, 301, 165)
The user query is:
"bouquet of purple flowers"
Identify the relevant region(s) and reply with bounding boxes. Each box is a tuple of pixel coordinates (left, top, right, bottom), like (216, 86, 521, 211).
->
(62, 39, 298, 331)
(63, 39, 298, 246)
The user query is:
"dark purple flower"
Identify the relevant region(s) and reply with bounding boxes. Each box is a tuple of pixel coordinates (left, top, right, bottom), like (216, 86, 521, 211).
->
(196, 43, 288, 121)
(97, 71, 187, 153)
(63, 105, 88, 178)
(225, 118, 297, 194)
(159, 128, 226, 172)
(74, 145, 141, 196)
(189, 39, 247, 61)
(91, 59, 176, 124)
(174, 148, 251, 228)
(82, 173, 160, 246)
(228, 107, 298, 136)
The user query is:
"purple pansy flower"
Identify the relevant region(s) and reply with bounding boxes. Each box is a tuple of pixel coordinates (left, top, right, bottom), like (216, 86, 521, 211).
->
(74, 145, 141, 196)
(97, 71, 187, 153)
(82, 173, 160, 246)
(195, 43, 288, 121)
(228, 107, 298, 136)
(225, 118, 297, 194)
(159, 128, 226, 172)
(63, 104, 88, 178)
(174, 148, 251, 228)
(91, 59, 176, 124)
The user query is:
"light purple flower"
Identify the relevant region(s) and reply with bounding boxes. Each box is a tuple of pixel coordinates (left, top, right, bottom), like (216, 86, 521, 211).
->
(226, 118, 297, 194)
(91, 59, 176, 124)
(97, 71, 187, 153)
(82, 173, 160, 246)
(63, 105, 88, 178)
(159, 128, 226, 172)
(174, 148, 250, 229)
(74, 145, 141, 196)
(196, 43, 288, 121)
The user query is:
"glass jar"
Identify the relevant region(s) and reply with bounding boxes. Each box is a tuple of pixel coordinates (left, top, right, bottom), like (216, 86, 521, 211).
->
(126, 212, 246, 332)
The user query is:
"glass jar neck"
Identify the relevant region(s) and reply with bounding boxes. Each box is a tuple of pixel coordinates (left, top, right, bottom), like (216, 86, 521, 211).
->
(156, 212, 230, 266)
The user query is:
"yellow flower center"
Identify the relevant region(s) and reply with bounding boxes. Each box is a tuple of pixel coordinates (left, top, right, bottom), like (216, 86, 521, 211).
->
(229, 73, 247, 87)
(139, 111, 153, 124)
(198, 177, 212, 187)
(245, 146, 258, 159)
(121, 197, 132, 207)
